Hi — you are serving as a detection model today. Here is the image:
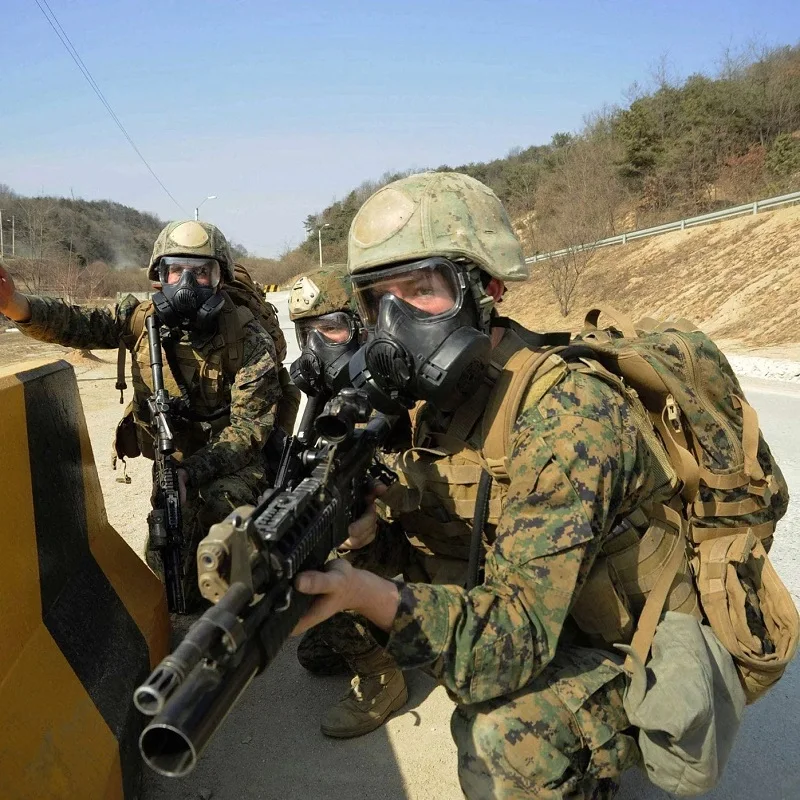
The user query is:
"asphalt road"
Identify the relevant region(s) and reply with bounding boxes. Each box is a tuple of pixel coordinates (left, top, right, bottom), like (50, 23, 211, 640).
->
(137, 299, 800, 800)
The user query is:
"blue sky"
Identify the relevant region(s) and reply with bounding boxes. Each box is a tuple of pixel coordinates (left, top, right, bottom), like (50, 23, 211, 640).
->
(1, 0, 798, 256)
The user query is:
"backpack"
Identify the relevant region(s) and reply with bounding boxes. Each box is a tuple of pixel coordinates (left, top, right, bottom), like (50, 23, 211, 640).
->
(227, 263, 287, 363)
(481, 305, 797, 705)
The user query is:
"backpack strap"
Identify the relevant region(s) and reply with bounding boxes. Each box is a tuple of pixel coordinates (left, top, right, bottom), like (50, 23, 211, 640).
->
(115, 343, 127, 404)
(583, 306, 639, 339)
(115, 299, 153, 404)
(618, 500, 688, 670)
(216, 295, 251, 376)
(481, 348, 568, 480)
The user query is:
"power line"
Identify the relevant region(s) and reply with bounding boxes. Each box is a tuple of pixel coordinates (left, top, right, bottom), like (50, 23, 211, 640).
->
(33, 0, 186, 213)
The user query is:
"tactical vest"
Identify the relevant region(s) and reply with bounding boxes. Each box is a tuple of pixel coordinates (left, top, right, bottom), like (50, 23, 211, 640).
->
(118, 292, 252, 461)
(382, 327, 578, 560)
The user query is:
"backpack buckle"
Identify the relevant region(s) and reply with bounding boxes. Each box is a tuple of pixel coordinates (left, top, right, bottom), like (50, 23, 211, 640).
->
(666, 395, 682, 433)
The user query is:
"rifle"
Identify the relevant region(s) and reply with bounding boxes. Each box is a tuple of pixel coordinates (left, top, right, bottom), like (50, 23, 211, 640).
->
(272, 391, 326, 492)
(145, 313, 186, 615)
(134, 388, 395, 777)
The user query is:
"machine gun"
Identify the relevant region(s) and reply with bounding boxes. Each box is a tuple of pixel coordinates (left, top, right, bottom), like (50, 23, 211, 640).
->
(145, 313, 186, 615)
(134, 388, 395, 777)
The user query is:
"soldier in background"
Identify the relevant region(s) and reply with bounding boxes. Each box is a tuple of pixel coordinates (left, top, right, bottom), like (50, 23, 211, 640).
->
(0, 220, 288, 609)
(287, 263, 409, 738)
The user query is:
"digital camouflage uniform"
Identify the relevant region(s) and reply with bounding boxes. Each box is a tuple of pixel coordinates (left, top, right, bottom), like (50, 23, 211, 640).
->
(15, 221, 283, 605)
(344, 172, 659, 798)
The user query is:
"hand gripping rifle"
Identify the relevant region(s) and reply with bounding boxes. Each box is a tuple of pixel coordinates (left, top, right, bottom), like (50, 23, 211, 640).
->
(145, 313, 186, 615)
(134, 388, 395, 777)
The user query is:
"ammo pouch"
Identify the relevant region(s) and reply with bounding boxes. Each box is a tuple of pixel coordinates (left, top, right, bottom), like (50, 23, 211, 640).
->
(112, 403, 141, 464)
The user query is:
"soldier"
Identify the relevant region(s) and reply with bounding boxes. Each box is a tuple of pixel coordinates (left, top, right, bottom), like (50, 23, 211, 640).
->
(290, 171, 673, 798)
(288, 264, 362, 399)
(0, 220, 286, 610)
(287, 263, 409, 738)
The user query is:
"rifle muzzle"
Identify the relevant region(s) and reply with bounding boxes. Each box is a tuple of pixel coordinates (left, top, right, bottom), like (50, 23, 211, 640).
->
(140, 644, 260, 777)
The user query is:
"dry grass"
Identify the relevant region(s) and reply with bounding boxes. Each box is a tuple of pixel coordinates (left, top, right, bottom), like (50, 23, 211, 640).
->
(502, 204, 800, 352)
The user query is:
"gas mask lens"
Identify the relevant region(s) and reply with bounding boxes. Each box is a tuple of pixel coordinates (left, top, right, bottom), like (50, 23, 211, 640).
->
(351, 258, 462, 327)
(295, 311, 355, 348)
(159, 257, 221, 288)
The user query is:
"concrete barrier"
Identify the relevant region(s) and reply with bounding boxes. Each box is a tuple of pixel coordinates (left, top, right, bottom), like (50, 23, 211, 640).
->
(0, 358, 169, 800)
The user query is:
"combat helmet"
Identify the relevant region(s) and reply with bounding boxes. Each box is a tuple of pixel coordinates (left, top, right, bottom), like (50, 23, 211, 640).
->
(148, 220, 235, 282)
(288, 263, 353, 321)
(347, 171, 528, 281)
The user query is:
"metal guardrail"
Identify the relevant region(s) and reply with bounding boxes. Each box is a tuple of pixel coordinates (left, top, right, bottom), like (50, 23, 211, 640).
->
(526, 190, 800, 263)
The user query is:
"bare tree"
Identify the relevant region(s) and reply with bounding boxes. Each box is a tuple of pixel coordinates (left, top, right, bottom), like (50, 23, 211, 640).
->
(534, 136, 626, 314)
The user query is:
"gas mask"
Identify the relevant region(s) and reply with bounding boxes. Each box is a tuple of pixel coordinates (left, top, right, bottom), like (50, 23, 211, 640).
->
(348, 258, 492, 414)
(152, 256, 224, 330)
(290, 311, 362, 396)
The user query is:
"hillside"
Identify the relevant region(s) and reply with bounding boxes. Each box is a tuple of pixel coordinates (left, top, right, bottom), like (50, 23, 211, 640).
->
(501, 203, 800, 354)
(291, 43, 800, 270)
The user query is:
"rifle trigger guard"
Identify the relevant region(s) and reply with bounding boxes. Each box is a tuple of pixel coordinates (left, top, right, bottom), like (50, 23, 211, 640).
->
(276, 587, 292, 613)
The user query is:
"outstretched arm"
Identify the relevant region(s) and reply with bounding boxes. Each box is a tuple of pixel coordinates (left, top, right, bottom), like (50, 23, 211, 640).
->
(1, 264, 125, 349)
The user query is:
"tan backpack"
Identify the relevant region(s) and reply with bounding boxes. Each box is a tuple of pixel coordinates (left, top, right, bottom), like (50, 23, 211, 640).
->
(482, 306, 797, 704)
(227, 263, 287, 363)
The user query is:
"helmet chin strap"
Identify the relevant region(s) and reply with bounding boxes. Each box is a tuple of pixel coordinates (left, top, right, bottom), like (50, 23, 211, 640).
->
(463, 264, 495, 334)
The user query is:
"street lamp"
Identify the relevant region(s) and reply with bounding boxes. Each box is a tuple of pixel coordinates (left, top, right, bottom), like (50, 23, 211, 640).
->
(318, 223, 331, 268)
(194, 195, 217, 221)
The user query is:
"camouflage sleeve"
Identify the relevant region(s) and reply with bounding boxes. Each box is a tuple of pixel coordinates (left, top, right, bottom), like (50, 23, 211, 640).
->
(14, 295, 129, 350)
(181, 319, 282, 488)
(385, 370, 654, 705)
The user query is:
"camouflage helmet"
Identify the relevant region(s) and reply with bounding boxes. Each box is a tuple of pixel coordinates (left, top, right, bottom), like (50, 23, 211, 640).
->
(348, 171, 528, 281)
(288, 263, 353, 321)
(148, 220, 235, 282)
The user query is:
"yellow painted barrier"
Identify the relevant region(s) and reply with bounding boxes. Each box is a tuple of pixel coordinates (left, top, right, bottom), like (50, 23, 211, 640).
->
(0, 359, 169, 800)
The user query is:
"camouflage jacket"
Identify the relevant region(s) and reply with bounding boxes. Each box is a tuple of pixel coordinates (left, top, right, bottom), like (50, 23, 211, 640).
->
(16, 294, 282, 488)
(384, 350, 664, 705)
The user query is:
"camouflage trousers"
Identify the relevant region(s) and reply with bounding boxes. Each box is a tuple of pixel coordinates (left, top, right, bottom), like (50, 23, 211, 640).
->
(146, 462, 266, 610)
(451, 645, 640, 799)
(299, 531, 639, 798)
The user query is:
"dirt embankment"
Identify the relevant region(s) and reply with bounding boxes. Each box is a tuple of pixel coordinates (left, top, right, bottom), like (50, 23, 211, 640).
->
(503, 203, 800, 357)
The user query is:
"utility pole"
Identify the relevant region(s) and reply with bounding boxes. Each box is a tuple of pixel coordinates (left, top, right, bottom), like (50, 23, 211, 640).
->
(318, 223, 331, 268)
(0, 209, 4, 258)
(11, 216, 15, 256)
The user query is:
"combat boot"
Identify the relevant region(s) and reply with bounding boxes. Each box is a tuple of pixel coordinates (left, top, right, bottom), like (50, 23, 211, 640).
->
(320, 646, 408, 738)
